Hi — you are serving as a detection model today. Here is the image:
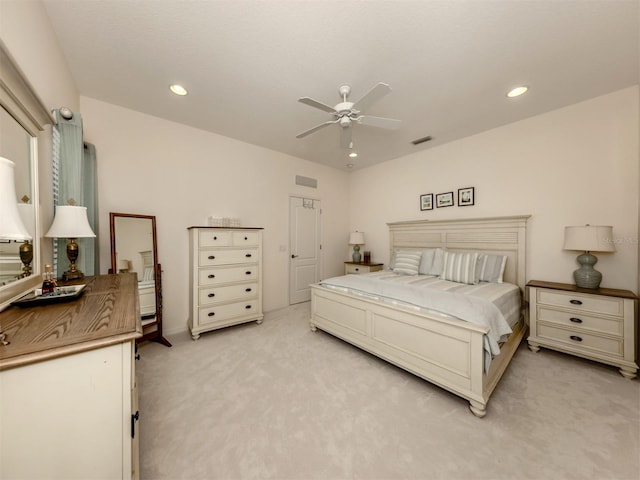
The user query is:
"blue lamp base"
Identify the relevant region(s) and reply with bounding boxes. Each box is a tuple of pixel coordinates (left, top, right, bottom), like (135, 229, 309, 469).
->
(573, 251, 602, 289)
(352, 245, 361, 263)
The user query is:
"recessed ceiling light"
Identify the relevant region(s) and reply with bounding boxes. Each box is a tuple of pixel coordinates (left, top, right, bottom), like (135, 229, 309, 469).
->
(169, 84, 188, 96)
(507, 86, 528, 98)
(349, 151, 358, 158)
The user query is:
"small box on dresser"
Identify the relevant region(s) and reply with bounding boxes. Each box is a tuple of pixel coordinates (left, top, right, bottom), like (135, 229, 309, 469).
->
(188, 227, 264, 340)
(527, 280, 638, 379)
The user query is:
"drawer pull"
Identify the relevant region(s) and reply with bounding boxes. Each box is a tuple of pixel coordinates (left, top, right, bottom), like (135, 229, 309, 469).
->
(570, 299, 583, 305)
(244, 236, 248, 240)
(245, 305, 252, 309)
(245, 288, 252, 292)
(355, 268, 359, 272)
(208, 293, 215, 298)
(208, 274, 215, 279)
(569, 317, 583, 324)
(245, 253, 252, 258)
(246, 271, 252, 275)
(208, 312, 215, 317)
(213, 236, 217, 240)
(208, 255, 215, 260)
(569, 335, 583, 342)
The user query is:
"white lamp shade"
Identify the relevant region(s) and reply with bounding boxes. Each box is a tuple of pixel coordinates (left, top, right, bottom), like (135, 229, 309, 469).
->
(349, 231, 365, 245)
(45, 205, 96, 238)
(0, 157, 32, 240)
(563, 225, 615, 253)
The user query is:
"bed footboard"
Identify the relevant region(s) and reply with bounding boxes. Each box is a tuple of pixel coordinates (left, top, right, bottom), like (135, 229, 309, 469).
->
(310, 284, 494, 416)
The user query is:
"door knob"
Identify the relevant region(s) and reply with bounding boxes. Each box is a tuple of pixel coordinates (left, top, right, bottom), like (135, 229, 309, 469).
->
(291, 254, 298, 258)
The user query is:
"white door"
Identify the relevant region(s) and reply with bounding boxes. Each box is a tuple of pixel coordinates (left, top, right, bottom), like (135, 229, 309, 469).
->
(289, 196, 321, 304)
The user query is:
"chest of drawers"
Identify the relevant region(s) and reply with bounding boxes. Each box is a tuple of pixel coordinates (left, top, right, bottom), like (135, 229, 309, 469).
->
(344, 262, 384, 275)
(527, 280, 638, 379)
(188, 227, 264, 340)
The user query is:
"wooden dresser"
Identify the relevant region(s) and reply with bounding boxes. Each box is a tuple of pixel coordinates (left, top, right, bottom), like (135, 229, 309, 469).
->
(0, 274, 142, 479)
(188, 227, 264, 340)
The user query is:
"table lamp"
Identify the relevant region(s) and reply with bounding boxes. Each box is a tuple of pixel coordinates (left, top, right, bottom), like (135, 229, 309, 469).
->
(45, 205, 96, 280)
(563, 225, 615, 289)
(349, 231, 365, 263)
(0, 157, 32, 241)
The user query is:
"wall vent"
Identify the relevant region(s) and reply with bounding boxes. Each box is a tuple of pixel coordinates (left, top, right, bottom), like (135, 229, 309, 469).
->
(295, 175, 318, 188)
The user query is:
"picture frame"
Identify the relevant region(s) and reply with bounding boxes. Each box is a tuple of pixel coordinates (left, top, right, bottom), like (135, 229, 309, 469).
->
(435, 192, 454, 208)
(420, 193, 433, 211)
(458, 187, 475, 206)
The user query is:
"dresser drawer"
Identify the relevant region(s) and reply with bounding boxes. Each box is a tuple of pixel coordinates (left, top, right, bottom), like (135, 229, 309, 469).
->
(199, 230, 231, 247)
(198, 265, 258, 285)
(198, 249, 258, 266)
(537, 323, 622, 356)
(537, 306, 623, 336)
(537, 289, 624, 317)
(232, 231, 259, 246)
(198, 283, 258, 306)
(198, 300, 260, 325)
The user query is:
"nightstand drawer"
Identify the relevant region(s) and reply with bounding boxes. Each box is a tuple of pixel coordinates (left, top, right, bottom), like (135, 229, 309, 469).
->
(537, 323, 622, 356)
(537, 289, 624, 317)
(344, 263, 383, 275)
(346, 264, 368, 274)
(537, 307, 623, 336)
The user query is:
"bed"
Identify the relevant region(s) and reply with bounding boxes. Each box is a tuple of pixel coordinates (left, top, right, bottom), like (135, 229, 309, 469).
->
(310, 215, 530, 417)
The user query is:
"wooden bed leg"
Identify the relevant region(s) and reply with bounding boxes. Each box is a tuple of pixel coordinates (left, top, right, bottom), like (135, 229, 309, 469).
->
(309, 323, 317, 332)
(469, 401, 487, 418)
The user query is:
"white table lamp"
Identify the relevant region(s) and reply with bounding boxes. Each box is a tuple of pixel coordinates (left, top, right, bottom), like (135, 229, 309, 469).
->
(46, 205, 96, 280)
(563, 225, 615, 289)
(349, 231, 365, 263)
(0, 157, 32, 241)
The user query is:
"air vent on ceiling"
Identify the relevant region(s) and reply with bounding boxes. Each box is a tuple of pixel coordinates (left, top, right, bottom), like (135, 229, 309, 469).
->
(295, 175, 318, 188)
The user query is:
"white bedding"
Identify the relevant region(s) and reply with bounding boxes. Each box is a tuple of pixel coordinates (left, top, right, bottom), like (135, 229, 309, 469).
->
(319, 271, 522, 368)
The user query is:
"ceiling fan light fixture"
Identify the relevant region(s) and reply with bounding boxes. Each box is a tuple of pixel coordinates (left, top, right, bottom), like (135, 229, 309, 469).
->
(349, 151, 358, 158)
(169, 84, 188, 96)
(506, 86, 528, 98)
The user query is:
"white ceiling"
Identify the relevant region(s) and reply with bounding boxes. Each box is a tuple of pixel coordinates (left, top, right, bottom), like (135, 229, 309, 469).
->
(42, 0, 639, 171)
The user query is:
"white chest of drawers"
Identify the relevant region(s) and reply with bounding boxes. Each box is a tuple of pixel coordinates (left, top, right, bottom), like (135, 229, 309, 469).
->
(188, 227, 264, 340)
(527, 280, 638, 379)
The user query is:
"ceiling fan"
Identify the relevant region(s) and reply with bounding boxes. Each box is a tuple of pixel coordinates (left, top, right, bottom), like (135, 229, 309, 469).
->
(296, 83, 401, 148)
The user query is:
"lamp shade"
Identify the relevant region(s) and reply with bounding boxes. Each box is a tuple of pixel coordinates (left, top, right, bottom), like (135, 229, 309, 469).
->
(349, 231, 365, 245)
(45, 205, 96, 238)
(0, 157, 32, 240)
(563, 225, 615, 253)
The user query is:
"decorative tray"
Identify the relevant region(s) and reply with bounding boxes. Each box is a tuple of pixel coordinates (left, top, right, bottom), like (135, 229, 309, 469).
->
(11, 284, 86, 308)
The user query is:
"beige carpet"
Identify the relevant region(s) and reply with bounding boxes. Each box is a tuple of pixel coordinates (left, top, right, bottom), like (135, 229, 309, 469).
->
(137, 303, 639, 480)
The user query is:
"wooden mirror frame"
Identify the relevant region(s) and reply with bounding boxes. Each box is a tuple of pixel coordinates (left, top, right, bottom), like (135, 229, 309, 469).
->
(109, 212, 171, 346)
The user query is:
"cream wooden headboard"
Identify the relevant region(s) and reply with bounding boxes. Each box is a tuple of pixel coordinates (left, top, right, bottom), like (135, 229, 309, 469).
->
(387, 215, 530, 291)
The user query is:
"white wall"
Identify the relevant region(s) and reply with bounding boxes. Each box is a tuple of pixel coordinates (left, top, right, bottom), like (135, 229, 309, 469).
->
(350, 87, 639, 293)
(80, 97, 349, 335)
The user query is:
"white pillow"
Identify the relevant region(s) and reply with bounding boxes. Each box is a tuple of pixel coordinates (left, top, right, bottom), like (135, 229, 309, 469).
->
(440, 251, 479, 285)
(393, 250, 422, 276)
(478, 254, 508, 283)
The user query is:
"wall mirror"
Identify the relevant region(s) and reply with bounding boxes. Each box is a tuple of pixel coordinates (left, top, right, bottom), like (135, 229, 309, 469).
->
(0, 41, 52, 310)
(110, 212, 171, 346)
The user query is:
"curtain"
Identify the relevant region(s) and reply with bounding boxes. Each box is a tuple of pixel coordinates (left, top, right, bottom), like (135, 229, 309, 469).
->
(52, 109, 99, 276)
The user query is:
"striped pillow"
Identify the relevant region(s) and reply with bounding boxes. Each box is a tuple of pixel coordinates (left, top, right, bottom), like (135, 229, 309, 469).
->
(478, 254, 508, 283)
(440, 251, 479, 285)
(393, 250, 422, 276)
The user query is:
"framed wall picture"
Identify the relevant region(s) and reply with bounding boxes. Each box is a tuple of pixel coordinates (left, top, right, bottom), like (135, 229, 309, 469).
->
(420, 193, 433, 211)
(436, 192, 454, 208)
(458, 187, 475, 206)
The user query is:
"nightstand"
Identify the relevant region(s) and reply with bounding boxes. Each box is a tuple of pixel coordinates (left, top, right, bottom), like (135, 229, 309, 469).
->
(344, 262, 384, 275)
(527, 280, 638, 379)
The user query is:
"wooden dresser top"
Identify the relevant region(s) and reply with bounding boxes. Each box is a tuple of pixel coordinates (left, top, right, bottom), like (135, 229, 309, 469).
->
(0, 274, 142, 371)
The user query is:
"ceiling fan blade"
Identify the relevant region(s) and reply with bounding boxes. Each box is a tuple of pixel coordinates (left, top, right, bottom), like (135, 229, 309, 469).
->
(358, 115, 402, 130)
(351, 83, 392, 112)
(298, 97, 337, 113)
(296, 120, 338, 139)
(340, 126, 352, 149)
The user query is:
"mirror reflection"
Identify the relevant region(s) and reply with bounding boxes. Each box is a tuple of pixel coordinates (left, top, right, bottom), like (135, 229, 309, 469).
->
(109, 212, 170, 346)
(0, 105, 36, 286)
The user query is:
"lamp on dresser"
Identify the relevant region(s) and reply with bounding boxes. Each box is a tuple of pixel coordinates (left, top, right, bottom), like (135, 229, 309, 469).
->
(0, 157, 32, 241)
(563, 224, 615, 289)
(349, 231, 365, 263)
(45, 205, 96, 280)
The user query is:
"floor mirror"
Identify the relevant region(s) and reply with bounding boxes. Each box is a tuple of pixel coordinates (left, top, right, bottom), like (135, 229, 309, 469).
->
(109, 212, 171, 346)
